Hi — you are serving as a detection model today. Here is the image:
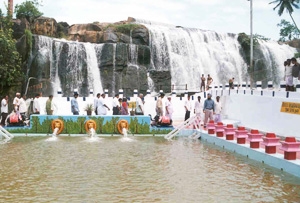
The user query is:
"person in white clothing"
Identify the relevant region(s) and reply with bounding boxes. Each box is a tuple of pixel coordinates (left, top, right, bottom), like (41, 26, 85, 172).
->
(33, 93, 41, 114)
(184, 95, 192, 121)
(13, 92, 21, 111)
(214, 96, 222, 122)
(112, 94, 120, 115)
(1, 95, 8, 126)
(194, 96, 203, 128)
(135, 94, 144, 115)
(165, 96, 173, 120)
(156, 93, 165, 116)
(97, 93, 110, 115)
(19, 94, 27, 120)
(94, 93, 101, 115)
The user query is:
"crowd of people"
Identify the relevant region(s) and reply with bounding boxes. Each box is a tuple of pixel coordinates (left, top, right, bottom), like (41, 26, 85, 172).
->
(284, 57, 300, 91)
(1, 89, 223, 130)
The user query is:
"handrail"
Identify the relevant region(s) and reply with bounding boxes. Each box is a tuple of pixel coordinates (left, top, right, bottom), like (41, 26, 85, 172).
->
(164, 116, 198, 140)
(0, 126, 14, 141)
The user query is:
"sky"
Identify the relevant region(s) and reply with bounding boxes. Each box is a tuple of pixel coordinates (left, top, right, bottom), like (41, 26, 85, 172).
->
(1, 0, 300, 40)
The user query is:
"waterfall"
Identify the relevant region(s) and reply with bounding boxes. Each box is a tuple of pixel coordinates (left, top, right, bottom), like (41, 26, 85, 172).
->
(33, 35, 105, 96)
(258, 40, 297, 86)
(135, 19, 297, 90)
(84, 43, 103, 94)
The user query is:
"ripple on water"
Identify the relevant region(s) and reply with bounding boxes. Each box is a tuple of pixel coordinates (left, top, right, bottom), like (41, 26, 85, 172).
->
(0, 136, 299, 202)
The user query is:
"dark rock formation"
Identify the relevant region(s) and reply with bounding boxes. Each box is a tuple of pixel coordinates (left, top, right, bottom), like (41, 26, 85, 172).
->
(13, 18, 30, 39)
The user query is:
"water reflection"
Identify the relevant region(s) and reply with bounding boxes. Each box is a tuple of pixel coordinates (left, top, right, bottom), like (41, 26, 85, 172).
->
(0, 137, 299, 202)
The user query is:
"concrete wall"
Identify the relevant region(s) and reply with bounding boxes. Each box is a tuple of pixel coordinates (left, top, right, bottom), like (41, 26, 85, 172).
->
(222, 92, 300, 139)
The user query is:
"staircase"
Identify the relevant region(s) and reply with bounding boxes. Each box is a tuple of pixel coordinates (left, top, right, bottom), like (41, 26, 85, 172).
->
(164, 116, 199, 140)
(0, 126, 14, 142)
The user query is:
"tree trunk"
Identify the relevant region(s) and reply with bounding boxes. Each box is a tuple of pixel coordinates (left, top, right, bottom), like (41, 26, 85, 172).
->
(289, 12, 300, 35)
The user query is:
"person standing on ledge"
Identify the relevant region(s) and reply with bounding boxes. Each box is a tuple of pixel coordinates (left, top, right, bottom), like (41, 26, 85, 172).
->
(229, 78, 234, 89)
(206, 74, 213, 91)
(71, 93, 79, 115)
(200, 74, 206, 92)
(1, 95, 8, 126)
(203, 93, 215, 128)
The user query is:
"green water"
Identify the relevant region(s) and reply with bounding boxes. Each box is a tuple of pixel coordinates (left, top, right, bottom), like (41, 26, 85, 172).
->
(0, 136, 299, 202)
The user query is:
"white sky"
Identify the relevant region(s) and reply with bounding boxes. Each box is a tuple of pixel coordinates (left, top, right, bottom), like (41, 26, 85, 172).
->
(1, 0, 300, 40)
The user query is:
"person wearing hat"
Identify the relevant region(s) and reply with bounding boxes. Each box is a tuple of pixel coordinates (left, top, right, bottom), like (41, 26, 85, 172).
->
(203, 93, 215, 128)
(156, 93, 165, 116)
(13, 92, 21, 111)
(71, 93, 79, 115)
(165, 95, 173, 120)
(98, 93, 110, 115)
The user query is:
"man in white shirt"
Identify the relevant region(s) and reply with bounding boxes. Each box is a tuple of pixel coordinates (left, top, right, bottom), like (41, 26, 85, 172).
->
(33, 93, 41, 114)
(112, 94, 120, 115)
(13, 92, 21, 111)
(94, 93, 101, 115)
(194, 96, 203, 128)
(165, 96, 173, 120)
(19, 94, 27, 120)
(156, 93, 164, 116)
(184, 95, 192, 121)
(214, 96, 222, 122)
(1, 95, 8, 126)
(135, 94, 144, 115)
(97, 93, 110, 115)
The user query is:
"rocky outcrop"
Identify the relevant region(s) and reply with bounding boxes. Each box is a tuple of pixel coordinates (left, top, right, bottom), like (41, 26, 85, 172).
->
(33, 17, 57, 37)
(14, 17, 172, 96)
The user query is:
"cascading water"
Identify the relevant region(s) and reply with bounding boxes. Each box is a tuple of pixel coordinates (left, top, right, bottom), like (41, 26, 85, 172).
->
(32, 35, 105, 96)
(134, 19, 297, 90)
(30, 21, 298, 95)
(258, 40, 297, 86)
(84, 43, 103, 94)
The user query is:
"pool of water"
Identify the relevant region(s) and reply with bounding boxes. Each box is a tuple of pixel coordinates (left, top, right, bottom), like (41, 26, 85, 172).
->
(0, 136, 300, 202)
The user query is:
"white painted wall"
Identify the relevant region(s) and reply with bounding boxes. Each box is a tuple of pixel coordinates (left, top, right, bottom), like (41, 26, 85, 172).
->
(223, 93, 300, 139)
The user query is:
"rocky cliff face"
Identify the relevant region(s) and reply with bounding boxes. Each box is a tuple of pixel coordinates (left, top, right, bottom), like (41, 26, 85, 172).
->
(14, 17, 171, 96)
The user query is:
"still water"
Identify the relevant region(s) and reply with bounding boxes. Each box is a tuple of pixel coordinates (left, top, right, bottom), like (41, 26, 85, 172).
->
(0, 136, 299, 203)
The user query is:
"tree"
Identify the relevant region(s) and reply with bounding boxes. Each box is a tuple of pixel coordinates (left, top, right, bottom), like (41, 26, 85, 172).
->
(0, 8, 23, 95)
(14, 0, 43, 23)
(269, 0, 300, 34)
(277, 19, 300, 41)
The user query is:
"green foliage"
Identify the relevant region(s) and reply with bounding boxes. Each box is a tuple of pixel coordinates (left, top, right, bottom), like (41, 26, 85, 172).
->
(0, 8, 23, 95)
(277, 19, 300, 41)
(269, 0, 300, 35)
(295, 52, 300, 58)
(14, 0, 43, 23)
(106, 23, 142, 35)
(253, 34, 270, 41)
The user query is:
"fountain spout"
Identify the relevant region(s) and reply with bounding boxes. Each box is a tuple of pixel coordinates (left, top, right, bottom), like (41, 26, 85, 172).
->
(122, 128, 128, 137)
(52, 127, 59, 137)
(89, 128, 96, 137)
